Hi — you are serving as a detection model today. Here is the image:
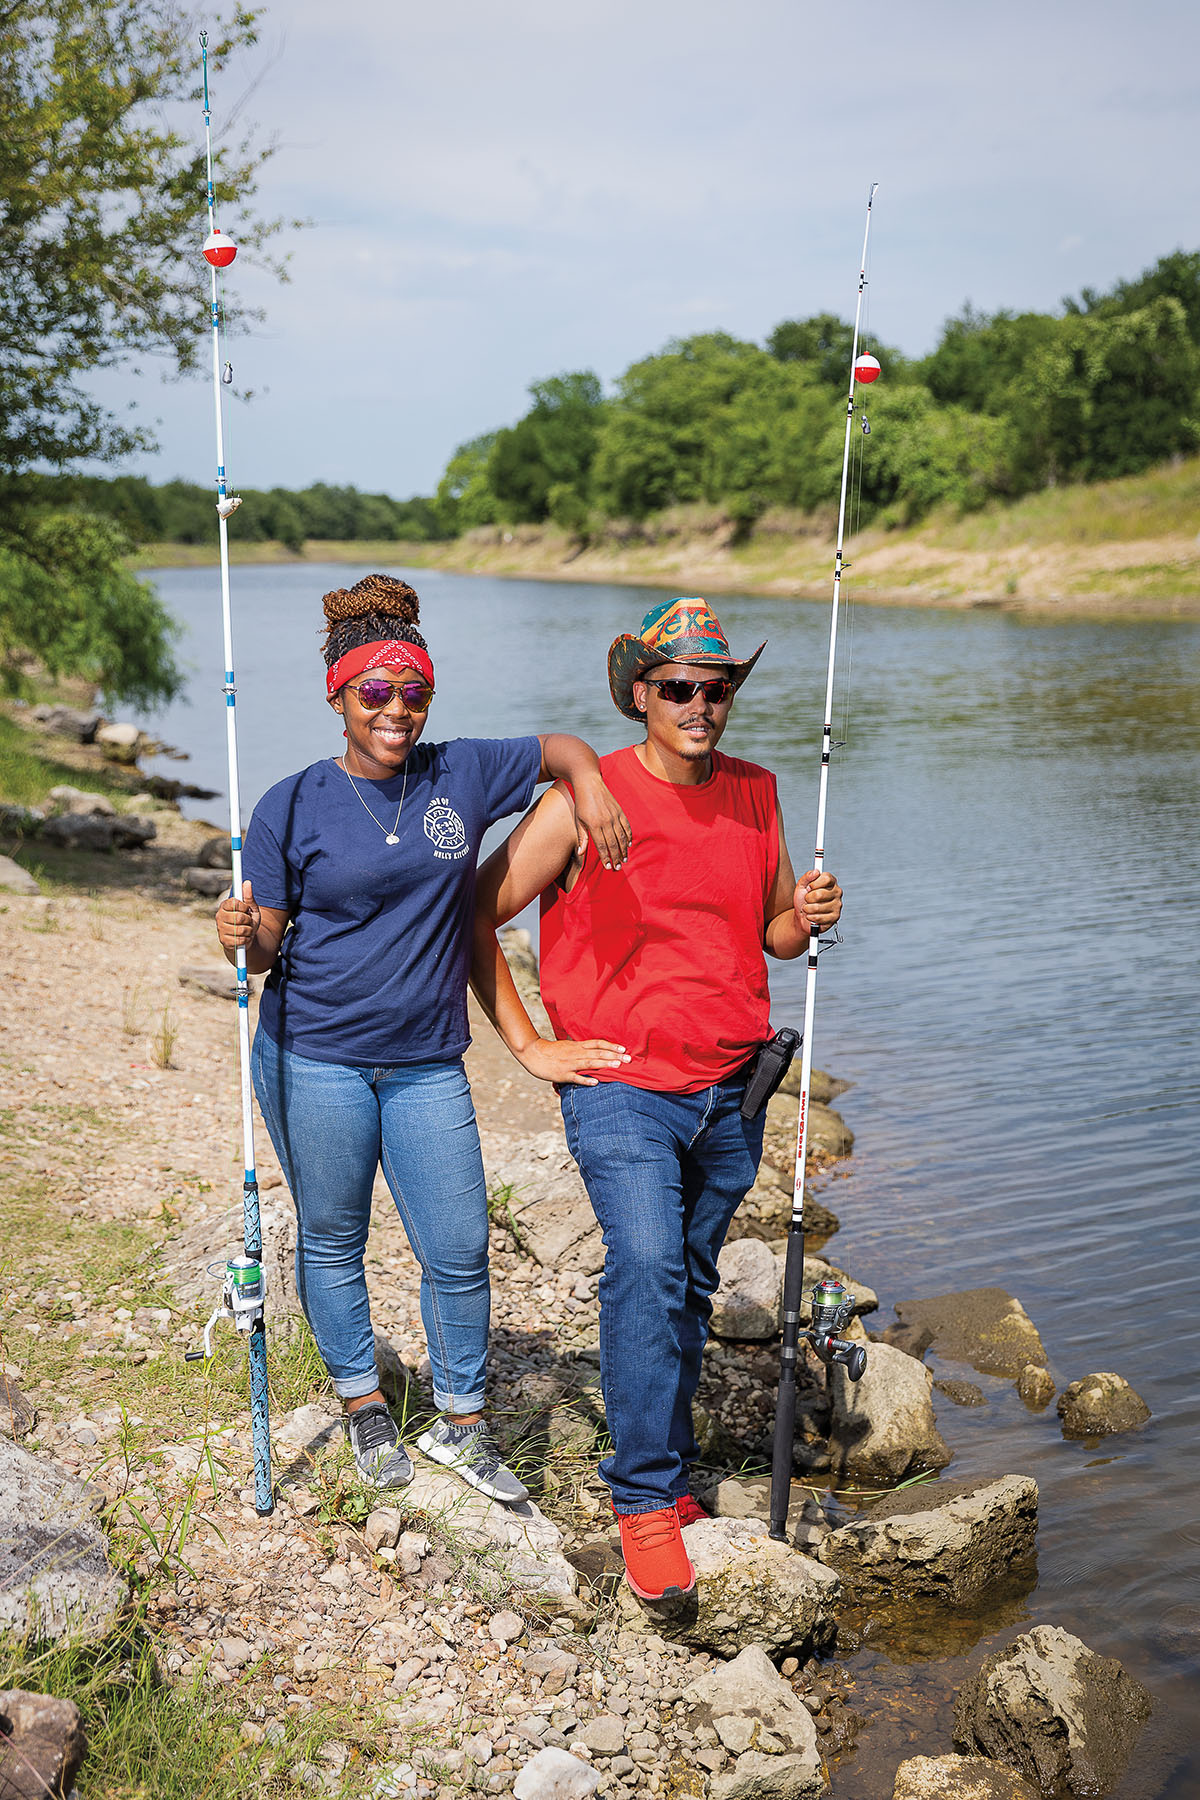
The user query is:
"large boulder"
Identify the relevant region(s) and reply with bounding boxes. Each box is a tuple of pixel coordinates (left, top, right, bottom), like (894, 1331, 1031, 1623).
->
(161, 1196, 301, 1319)
(779, 1065, 850, 1106)
(184, 867, 232, 897)
(953, 1625, 1152, 1797)
(830, 1340, 951, 1484)
(31, 705, 102, 743)
(820, 1475, 1038, 1607)
(616, 1516, 838, 1657)
(704, 1476, 831, 1553)
(47, 785, 114, 816)
(38, 813, 156, 853)
(711, 1239, 780, 1341)
(405, 1460, 577, 1599)
(1056, 1372, 1150, 1439)
(0, 1439, 126, 1643)
(893, 1290, 1046, 1379)
(683, 1642, 821, 1768)
(484, 1132, 603, 1274)
(0, 1689, 88, 1798)
(893, 1754, 1038, 1798)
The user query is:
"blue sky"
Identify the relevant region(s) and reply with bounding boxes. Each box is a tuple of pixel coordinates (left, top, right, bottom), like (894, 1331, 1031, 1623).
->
(113, 0, 1200, 500)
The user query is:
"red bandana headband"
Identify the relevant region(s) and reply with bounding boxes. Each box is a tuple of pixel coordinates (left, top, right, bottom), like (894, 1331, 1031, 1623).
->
(326, 639, 435, 699)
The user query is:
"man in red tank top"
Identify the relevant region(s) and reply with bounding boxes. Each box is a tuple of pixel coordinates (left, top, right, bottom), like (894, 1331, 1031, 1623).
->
(472, 599, 842, 1602)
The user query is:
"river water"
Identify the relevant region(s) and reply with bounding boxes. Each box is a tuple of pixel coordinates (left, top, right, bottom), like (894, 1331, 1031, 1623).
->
(143, 563, 1200, 1795)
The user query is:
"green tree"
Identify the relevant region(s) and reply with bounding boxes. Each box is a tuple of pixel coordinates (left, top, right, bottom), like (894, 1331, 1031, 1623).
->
(435, 433, 500, 535)
(767, 312, 904, 388)
(0, 0, 292, 704)
(487, 371, 603, 523)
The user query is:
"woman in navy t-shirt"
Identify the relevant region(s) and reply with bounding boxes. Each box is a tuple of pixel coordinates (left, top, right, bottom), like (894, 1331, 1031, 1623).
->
(216, 574, 630, 1501)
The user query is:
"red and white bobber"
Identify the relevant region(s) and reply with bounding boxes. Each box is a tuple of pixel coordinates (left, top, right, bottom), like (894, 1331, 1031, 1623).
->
(853, 354, 881, 384)
(202, 229, 237, 269)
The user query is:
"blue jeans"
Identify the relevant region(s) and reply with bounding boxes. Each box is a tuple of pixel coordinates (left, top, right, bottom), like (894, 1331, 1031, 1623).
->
(561, 1078, 764, 1514)
(252, 1029, 491, 1412)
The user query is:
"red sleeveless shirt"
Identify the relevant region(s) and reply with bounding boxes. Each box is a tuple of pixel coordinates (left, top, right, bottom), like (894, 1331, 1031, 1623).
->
(539, 744, 779, 1094)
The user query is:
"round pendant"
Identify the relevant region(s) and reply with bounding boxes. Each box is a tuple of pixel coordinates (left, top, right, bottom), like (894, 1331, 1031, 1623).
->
(385, 833, 399, 845)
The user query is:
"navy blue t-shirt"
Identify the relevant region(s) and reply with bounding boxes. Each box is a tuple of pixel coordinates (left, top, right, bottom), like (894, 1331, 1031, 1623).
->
(242, 736, 541, 1066)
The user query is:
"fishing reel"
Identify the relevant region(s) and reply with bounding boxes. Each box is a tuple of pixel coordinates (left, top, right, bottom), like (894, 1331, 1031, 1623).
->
(805, 1275, 867, 1381)
(185, 1255, 266, 1362)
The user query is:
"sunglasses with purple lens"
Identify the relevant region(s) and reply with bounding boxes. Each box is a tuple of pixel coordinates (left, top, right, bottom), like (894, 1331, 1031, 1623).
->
(643, 676, 735, 705)
(347, 677, 434, 712)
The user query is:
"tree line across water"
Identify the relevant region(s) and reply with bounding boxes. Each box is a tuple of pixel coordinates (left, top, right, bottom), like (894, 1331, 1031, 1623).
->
(29, 248, 1200, 557)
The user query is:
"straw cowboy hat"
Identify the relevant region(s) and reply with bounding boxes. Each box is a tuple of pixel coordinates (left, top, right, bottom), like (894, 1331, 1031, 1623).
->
(607, 596, 766, 723)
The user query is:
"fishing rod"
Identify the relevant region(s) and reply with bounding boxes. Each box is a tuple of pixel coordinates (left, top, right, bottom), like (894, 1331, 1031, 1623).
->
(184, 29, 274, 1517)
(768, 184, 879, 1543)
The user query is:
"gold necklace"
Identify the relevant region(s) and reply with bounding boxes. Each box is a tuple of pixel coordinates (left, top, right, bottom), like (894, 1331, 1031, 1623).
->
(339, 757, 408, 844)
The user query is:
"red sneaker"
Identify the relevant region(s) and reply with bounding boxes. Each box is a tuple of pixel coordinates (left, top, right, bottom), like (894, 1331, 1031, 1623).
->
(617, 1506, 696, 1601)
(674, 1493, 710, 1529)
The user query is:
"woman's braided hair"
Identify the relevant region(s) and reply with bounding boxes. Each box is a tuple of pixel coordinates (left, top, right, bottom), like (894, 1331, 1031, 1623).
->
(321, 573, 428, 669)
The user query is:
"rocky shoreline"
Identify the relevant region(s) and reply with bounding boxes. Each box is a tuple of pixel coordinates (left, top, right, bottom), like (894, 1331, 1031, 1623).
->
(0, 705, 1162, 1799)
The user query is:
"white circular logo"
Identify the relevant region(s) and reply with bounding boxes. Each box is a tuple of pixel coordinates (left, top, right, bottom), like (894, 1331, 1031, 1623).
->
(423, 801, 467, 854)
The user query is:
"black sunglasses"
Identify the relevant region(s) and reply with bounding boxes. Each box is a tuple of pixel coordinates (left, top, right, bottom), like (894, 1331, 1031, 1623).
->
(346, 677, 434, 712)
(643, 676, 735, 706)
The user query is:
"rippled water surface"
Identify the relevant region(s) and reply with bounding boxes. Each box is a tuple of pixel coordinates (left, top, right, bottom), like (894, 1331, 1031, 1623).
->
(145, 565, 1200, 1795)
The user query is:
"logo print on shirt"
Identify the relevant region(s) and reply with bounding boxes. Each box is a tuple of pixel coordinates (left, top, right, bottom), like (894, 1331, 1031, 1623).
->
(423, 798, 468, 860)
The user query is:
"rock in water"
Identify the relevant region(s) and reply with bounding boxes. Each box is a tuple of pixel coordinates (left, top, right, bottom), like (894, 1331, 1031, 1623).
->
(616, 1516, 838, 1657)
(1016, 1365, 1055, 1410)
(830, 1339, 951, 1484)
(820, 1475, 1038, 1607)
(0, 1689, 88, 1797)
(682, 1644, 821, 1767)
(952, 1624, 1152, 1796)
(1056, 1372, 1150, 1438)
(0, 1439, 126, 1643)
(893, 1753, 1039, 1798)
(893, 1290, 1046, 1378)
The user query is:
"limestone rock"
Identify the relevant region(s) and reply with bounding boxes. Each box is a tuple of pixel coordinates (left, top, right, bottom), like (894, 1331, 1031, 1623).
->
(0, 857, 39, 897)
(893, 1290, 1046, 1379)
(513, 1746, 600, 1799)
(705, 1477, 830, 1552)
(177, 965, 255, 1002)
(484, 1132, 603, 1273)
(47, 785, 114, 816)
(877, 1320, 935, 1361)
(725, 1171, 839, 1249)
(807, 1101, 854, 1159)
(0, 1372, 36, 1441)
(95, 721, 142, 763)
(617, 1516, 838, 1657)
(273, 1404, 343, 1459)
(196, 833, 234, 868)
(820, 1475, 1038, 1607)
(953, 1624, 1152, 1796)
(683, 1643, 821, 1768)
(935, 1379, 987, 1407)
(1057, 1372, 1150, 1438)
(38, 812, 156, 853)
(893, 1753, 1039, 1798)
(830, 1340, 951, 1484)
(163, 1195, 300, 1319)
(797, 1256, 878, 1322)
(711, 1239, 780, 1340)
(31, 704, 102, 743)
(577, 1714, 625, 1754)
(710, 1754, 824, 1800)
(0, 1689, 88, 1798)
(0, 1438, 126, 1643)
(1016, 1366, 1055, 1410)
(779, 1064, 850, 1105)
(184, 866, 233, 897)
(364, 1508, 405, 1553)
(405, 1461, 577, 1598)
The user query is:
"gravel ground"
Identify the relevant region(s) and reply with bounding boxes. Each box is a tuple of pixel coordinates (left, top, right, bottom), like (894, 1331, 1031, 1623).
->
(0, 861, 857, 1799)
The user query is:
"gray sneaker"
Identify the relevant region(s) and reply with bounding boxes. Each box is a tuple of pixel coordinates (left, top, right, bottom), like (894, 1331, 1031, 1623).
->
(416, 1417, 528, 1505)
(345, 1401, 413, 1489)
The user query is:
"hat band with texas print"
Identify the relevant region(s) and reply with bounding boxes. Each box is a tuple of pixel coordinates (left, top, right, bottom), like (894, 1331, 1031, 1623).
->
(607, 596, 766, 722)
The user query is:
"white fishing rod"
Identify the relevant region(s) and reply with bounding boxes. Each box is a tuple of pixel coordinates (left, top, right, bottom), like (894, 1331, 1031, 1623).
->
(185, 29, 273, 1517)
(769, 184, 880, 1542)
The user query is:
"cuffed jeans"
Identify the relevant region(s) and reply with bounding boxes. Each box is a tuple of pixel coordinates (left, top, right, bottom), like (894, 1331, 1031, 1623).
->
(561, 1078, 764, 1514)
(252, 1029, 490, 1412)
